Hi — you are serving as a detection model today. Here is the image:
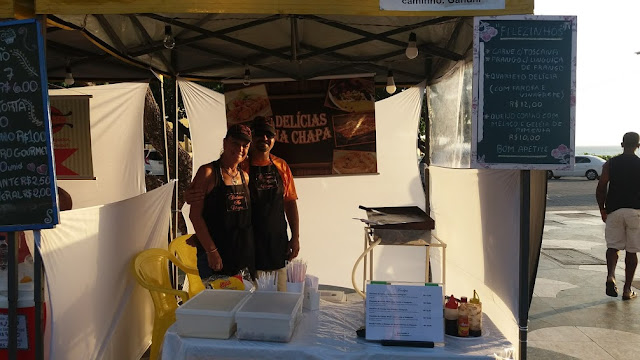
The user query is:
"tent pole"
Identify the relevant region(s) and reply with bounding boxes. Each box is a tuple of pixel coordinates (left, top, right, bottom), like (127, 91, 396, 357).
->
(159, 75, 174, 240)
(7, 231, 18, 360)
(519, 170, 531, 360)
(174, 78, 179, 239)
(36, 15, 47, 360)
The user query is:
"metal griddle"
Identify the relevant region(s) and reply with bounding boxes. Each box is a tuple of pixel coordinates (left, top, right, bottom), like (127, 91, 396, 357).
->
(358, 206, 435, 246)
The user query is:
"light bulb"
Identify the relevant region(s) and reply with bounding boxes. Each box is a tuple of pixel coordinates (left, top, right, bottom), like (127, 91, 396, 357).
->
(243, 68, 251, 86)
(163, 25, 175, 49)
(405, 32, 418, 59)
(64, 65, 74, 86)
(385, 70, 396, 94)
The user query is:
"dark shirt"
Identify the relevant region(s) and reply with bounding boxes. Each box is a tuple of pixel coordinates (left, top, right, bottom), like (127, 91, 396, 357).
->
(605, 154, 640, 213)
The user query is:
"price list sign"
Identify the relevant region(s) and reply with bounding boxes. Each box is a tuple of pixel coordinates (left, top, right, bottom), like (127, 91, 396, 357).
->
(0, 19, 58, 231)
(365, 283, 444, 342)
(471, 16, 576, 169)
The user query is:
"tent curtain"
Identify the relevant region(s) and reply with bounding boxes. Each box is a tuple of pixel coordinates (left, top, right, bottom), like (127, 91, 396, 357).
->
(177, 80, 227, 172)
(528, 170, 547, 305)
(429, 166, 521, 354)
(26, 182, 176, 360)
(50, 82, 149, 209)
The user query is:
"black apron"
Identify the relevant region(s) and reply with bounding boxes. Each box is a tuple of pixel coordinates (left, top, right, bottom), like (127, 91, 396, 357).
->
(196, 161, 254, 279)
(250, 158, 289, 270)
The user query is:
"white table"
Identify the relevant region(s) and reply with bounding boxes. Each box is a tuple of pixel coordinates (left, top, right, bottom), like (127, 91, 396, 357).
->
(162, 299, 512, 359)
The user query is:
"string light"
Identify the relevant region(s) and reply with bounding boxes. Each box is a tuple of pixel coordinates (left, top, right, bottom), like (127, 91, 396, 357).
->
(385, 70, 396, 94)
(64, 61, 74, 86)
(405, 32, 418, 59)
(243, 67, 251, 86)
(163, 25, 175, 49)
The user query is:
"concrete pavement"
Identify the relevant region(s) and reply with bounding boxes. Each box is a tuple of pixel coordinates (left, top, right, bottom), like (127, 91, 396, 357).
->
(528, 209, 640, 359)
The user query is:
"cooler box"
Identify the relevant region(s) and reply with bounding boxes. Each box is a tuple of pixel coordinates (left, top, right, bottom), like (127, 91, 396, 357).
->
(235, 291, 302, 342)
(175, 290, 251, 339)
(0, 295, 45, 360)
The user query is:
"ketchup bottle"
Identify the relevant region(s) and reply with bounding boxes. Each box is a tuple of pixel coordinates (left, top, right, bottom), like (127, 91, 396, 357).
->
(444, 295, 459, 336)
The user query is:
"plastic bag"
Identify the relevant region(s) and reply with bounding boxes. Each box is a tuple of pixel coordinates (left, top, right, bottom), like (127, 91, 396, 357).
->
(203, 267, 251, 290)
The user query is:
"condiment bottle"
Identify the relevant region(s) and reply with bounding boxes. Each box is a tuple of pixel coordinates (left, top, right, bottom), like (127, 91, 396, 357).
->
(444, 295, 459, 336)
(469, 290, 483, 337)
(457, 296, 469, 337)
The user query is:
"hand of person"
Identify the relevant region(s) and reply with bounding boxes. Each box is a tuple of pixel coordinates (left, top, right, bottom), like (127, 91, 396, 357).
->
(600, 208, 607, 223)
(207, 251, 223, 271)
(288, 238, 300, 261)
(184, 186, 206, 204)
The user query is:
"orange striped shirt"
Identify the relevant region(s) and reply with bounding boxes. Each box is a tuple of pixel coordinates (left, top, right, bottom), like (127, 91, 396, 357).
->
(241, 154, 298, 201)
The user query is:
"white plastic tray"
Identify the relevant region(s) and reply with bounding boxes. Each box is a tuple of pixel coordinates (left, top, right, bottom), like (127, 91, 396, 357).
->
(175, 290, 251, 339)
(235, 291, 303, 342)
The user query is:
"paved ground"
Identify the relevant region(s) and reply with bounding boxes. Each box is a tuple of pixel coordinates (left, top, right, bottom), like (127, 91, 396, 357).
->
(546, 177, 599, 211)
(528, 177, 640, 359)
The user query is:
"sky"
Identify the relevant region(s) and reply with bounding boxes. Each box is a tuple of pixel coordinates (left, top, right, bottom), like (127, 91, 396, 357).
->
(534, 0, 640, 146)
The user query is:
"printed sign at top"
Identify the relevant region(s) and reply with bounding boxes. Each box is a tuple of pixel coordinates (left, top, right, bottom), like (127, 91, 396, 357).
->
(380, 0, 505, 11)
(0, 18, 58, 231)
(471, 15, 577, 170)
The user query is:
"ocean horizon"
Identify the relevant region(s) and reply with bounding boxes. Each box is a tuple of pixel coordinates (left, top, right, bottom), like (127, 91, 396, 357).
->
(575, 145, 626, 156)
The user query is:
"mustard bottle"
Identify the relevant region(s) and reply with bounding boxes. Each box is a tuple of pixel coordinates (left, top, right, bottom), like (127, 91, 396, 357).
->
(469, 290, 482, 337)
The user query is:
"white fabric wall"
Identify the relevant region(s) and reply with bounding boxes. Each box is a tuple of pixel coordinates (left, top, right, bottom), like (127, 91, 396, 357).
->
(27, 182, 175, 360)
(429, 166, 520, 352)
(50, 82, 149, 208)
(179, 80, 427, 288)
(178, 80, 227, 170)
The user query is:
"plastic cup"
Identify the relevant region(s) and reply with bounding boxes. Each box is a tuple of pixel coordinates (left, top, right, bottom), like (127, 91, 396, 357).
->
(286, 281, 304, 294)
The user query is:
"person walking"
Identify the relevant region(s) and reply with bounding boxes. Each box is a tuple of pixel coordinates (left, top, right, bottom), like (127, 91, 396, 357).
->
(596, 132, 640, 300)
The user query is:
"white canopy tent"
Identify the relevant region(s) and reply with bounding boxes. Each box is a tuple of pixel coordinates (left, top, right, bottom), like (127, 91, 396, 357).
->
(0, 1, 548, 359)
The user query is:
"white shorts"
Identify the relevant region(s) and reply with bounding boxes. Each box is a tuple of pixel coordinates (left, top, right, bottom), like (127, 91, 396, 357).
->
(605, 208, 640, 253)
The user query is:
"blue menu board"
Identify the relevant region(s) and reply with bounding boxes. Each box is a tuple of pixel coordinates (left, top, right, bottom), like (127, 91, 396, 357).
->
(0, 18, 58, 231)
(472, 16, 577, 169)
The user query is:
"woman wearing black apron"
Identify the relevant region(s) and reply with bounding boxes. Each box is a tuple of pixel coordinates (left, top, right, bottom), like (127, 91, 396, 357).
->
(189, 124, 255, 280)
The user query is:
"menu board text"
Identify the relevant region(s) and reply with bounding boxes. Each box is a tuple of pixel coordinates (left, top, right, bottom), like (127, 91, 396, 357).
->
(0, 19, 58, 231)
(472, 16, 576, 169)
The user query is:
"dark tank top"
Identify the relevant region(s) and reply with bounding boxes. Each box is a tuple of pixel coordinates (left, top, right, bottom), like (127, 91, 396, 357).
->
(196, 160, 254, 279)
(605, 154, 640, 214)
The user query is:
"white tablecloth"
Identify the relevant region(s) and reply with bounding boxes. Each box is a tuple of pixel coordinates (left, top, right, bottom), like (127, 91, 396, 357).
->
(162, 299, 512, 359)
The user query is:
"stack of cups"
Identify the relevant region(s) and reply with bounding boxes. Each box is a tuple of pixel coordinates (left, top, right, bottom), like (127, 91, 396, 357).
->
(303, 275, 320, 310)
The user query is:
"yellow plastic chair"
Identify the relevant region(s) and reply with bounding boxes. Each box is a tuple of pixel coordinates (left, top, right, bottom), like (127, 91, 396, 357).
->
(130, 248, 189, 360)
(168, 234, 205, 298)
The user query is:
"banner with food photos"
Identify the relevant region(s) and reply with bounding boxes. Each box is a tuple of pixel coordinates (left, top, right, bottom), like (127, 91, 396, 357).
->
(224, 76, 377, 176)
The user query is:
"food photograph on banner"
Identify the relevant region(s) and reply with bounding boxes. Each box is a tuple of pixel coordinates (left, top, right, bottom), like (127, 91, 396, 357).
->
(50, 95, 95, 180)
(225, 76, 378, 176)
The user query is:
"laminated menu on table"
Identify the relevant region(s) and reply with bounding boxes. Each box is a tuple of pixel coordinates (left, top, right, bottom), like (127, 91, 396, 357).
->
(365, 283, 444, 343)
